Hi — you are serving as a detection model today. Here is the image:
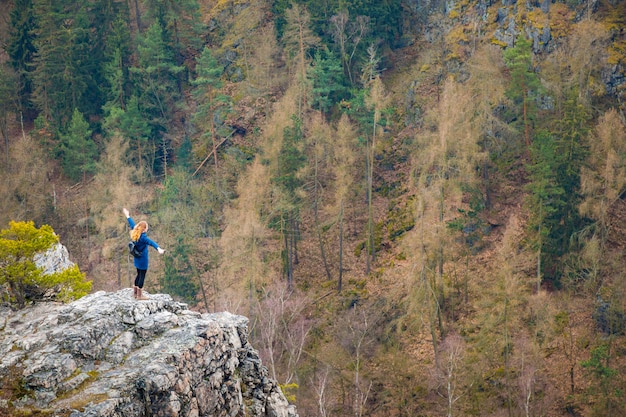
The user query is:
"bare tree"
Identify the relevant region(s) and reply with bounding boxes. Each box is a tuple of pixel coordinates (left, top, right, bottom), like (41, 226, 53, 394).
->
(253, 281, 311, 384)
(332, 114, 357, 291)
(337, 305, 380, 417)
(329, 12, 369, 85)
(518, 353, 537, 417)
(306, 115, 333, 281)
(312, 365, 332, 417)
(363, 72, 387, 275)
(433, 333, 467, 417)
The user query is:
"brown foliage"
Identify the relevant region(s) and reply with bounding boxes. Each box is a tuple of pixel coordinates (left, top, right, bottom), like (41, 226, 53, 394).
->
(0, 135, 53, 226)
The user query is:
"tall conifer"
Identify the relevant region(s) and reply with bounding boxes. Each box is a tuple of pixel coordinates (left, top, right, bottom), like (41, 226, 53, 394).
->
(7, 0, 37, 119)
(58, 108, 96, 182)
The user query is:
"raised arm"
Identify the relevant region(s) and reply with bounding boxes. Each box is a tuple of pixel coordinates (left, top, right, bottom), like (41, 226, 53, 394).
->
(123, 208, 135, 229)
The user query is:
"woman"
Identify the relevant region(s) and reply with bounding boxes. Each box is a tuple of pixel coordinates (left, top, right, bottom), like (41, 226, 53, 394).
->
(123, 208, 165, 300)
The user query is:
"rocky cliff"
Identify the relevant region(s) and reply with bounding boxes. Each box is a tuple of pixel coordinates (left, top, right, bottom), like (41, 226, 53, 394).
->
(0, 290, 298, 417)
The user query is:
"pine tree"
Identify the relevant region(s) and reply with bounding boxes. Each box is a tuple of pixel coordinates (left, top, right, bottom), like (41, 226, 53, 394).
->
(581, 345, 620, 415)
(308, 47, 346, 116)
(191, 47, 231, 175)
(7, 0, 37, 119)
(31, 0, 98, 130)
(0, 64, 18, 160)
(143, 0, 204, 62)
(527, 93, 589, 286)
(103, 96, 151, 173)
(58, 108, 97, 182)
(503, 34, 541, 149)
(525, 131, 566, 287)
(99, 5, 133, 112)
(131, 22, 185, 130)
(161, 236, 199, 304)
(271, 116, 306, 288)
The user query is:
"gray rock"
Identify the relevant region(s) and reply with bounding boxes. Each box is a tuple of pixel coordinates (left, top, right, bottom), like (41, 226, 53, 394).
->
(34, 242, 74, 275)
(0, 289, 298, 417)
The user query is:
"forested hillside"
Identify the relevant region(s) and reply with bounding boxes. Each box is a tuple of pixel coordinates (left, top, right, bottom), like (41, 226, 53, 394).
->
(1, 0, 626, 415)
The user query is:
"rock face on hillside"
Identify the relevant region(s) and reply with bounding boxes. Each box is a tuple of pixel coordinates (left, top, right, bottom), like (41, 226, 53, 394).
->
(33, 242, 75, 275)
(0, 290, 298, 417)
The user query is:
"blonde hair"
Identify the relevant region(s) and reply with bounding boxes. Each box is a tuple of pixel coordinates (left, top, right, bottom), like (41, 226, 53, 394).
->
(130, 221, 148, 242)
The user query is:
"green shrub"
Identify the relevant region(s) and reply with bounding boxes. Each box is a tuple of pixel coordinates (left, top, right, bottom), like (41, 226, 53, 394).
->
(0, 221, 91, 308)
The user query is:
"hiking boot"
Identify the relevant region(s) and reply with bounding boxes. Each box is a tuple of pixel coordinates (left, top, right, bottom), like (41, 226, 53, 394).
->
(137, 288, 149, 300)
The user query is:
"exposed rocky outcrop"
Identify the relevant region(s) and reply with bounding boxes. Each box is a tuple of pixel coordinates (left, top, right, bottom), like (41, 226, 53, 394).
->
(0, 290, 298, 417)
(33, 242, 75, 275)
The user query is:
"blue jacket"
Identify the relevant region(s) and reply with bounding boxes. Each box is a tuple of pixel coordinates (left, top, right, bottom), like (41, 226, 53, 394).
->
(127, 217, 160, 270)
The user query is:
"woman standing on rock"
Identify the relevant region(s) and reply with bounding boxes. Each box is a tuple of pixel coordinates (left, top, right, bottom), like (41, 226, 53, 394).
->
(123, 208, 165, 300)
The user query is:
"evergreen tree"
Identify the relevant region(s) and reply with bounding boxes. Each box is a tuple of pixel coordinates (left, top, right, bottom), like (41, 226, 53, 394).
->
(157, 168, 220, 238)
(103, 47, 128, 112)
(526, 131, 566, 288)
(176, 135, 194, 174)
(309, 47, 346, 116)
(143, 0, 204, 63)
(161, 236, 199, 304)
(103, 96, 151, 172)
(526, 100, 590, 286)
(274, 0, 401, 48)
(131, 22, 185, 131)
(271, 116, 306, 287)
(191, 47, 231, 175)
(58, 108, 97, 182)
(93, 0, 132, 112)
(274, 117, 306, 199)
(581, 345, 620, 415)
(141, 0, 204, 100)
(0, 64, 18, 159)
(31, 0, 97, 130)
(7, 0, 37, 119)
(503, 34, 541, 149)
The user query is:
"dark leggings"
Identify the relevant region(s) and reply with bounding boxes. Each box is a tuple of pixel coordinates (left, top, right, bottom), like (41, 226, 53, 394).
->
(135, 269, 147, 288)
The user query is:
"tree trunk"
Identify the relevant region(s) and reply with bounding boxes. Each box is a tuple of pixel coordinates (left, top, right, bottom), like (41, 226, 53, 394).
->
(133, 0, 142, 31)
(537, 204, 542, 293)
(523, 77, 530, 148)
(504, 298, 513, 417)
(314, 153, 332, 281)
(338, 200, 344, 292)
(366, 114, 375, 275)
(1, 114, 7, 164)
(421, 216, 440, 370)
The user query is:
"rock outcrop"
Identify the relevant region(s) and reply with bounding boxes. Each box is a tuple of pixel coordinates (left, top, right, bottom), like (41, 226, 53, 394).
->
(0, 290, 298, 417)
(33, 242, 75, 275)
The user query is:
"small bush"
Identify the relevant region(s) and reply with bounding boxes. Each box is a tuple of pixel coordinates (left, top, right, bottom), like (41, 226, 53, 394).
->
(0, 221, 91, 308)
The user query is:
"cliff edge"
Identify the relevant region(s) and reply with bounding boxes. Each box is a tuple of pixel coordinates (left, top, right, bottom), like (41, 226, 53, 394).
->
(0, 289, 298, 417)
